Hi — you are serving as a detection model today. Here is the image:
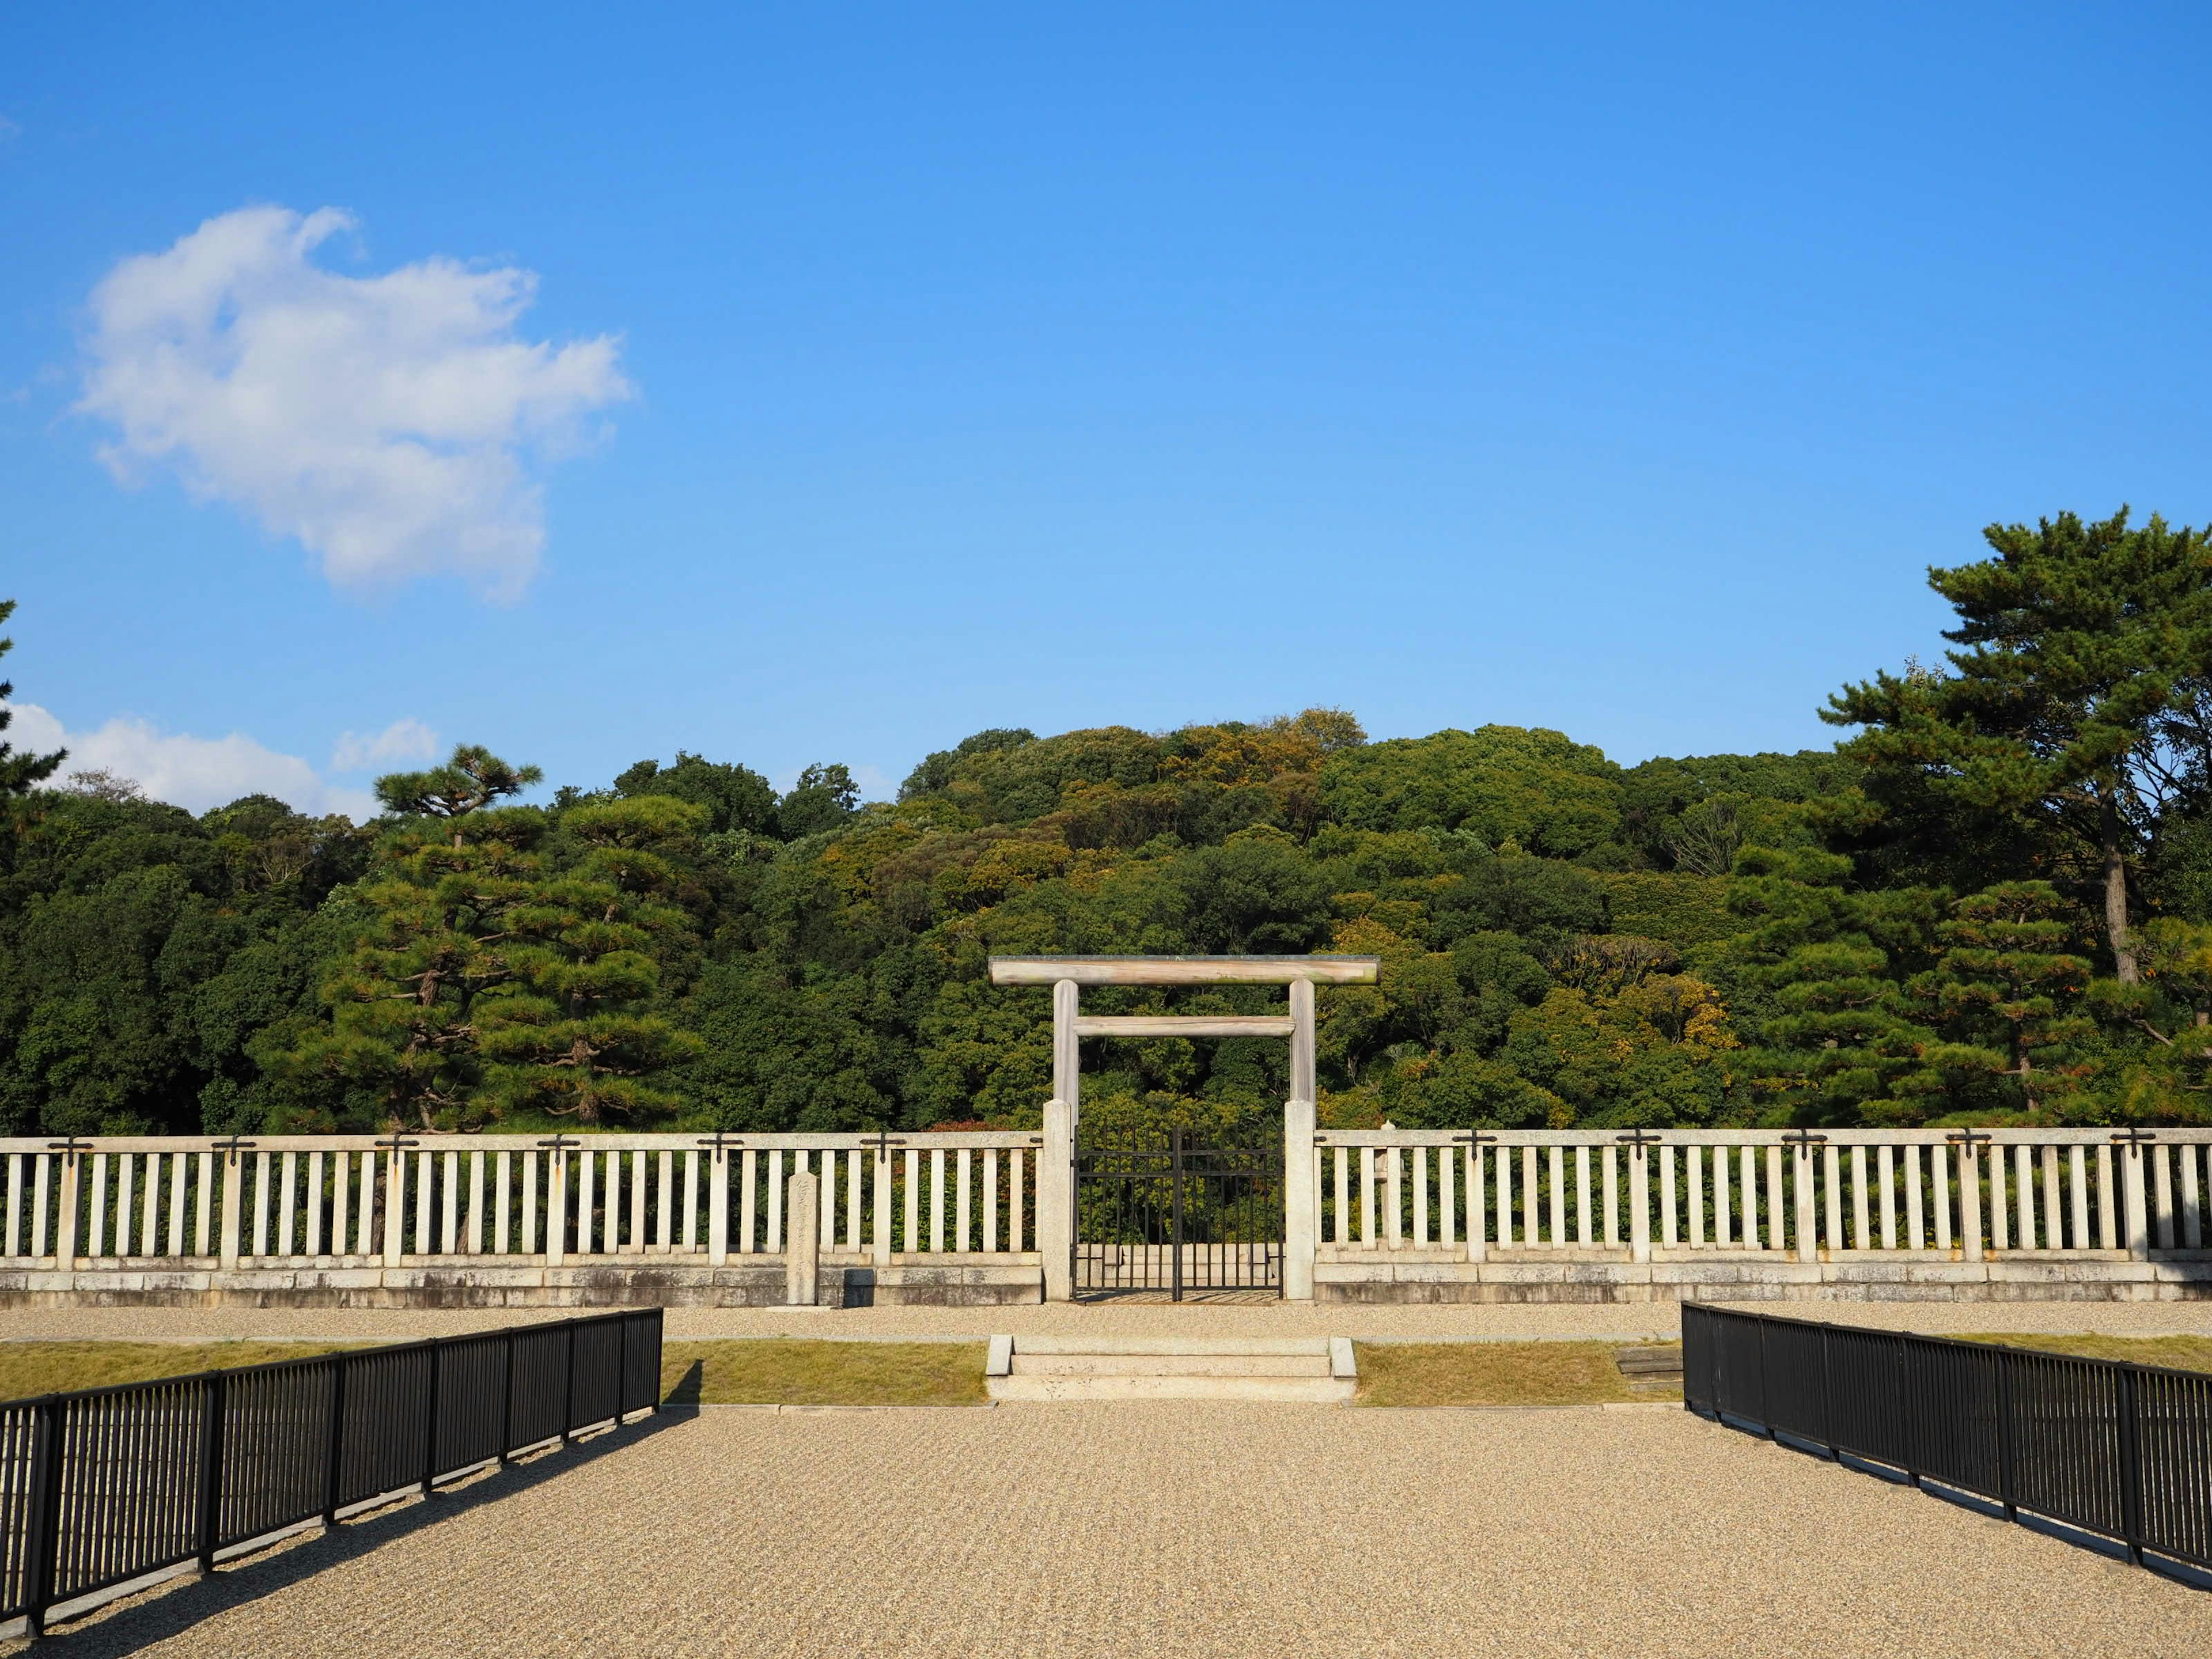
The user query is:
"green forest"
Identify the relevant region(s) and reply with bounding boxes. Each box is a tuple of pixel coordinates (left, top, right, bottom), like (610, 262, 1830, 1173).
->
(8, 507, 2212, 1141)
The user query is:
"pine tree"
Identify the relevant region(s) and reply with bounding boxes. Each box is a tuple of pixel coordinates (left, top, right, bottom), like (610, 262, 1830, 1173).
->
(477, 796, 705, 1124)
(0, 600, 67, 799)
(1728, 846, 1948, 1123)
(1824, 509, 2212, 983)
(273, 746, 543, 1128)
(1905, 881, 2094, 1117)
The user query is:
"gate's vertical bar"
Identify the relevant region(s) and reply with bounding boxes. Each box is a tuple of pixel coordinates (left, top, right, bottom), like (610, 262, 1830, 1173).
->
(1283, 977, 1317, 1300)
(1170, 1127, 1185, 1303)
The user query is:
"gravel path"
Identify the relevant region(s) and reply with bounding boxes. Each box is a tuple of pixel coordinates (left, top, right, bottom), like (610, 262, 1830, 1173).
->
(5, 1297, 2211, 1345)
(40, 1403, 2212, 1657)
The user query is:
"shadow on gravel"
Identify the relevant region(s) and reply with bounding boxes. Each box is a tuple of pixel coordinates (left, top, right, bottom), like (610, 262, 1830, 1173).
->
(34, 1410, 694, 1654)
(1702, 1407, 2212, 1596)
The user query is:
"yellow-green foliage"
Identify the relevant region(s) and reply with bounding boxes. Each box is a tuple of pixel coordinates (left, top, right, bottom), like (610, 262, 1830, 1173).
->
(1599, 872, 1736, 948)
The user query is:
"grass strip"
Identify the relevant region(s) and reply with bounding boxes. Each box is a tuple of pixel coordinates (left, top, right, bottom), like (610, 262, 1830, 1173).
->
(1354, 1340, 1677, 1407)
(1948, 1332, 2212, 1372)
(0, 1341, 355, 1401)
(660, 1339, 988, 1406)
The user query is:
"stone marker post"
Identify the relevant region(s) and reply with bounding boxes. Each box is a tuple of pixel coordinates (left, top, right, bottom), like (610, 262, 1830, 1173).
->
(786, 1171, 820, 1306)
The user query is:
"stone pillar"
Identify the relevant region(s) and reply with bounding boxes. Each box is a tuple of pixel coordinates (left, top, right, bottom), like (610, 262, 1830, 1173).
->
(1629, 1142, 1651, 1264)
(786, 1171, 820, 1306)
(872, 1144, 893, 1267)
(56, 1154, 81, 1274)
(2124, 1140, 2152, 1262)
(1959, 1142, 1984, 1263)
(384, 1145, 407, 1266)
(1284, 978, 1317, 1301)
(1040, 1098, 1074, 1301)
(707, 1147, 729, 1266)
(220, 1151, 244, 1271)
(1793, 1143, 1817, 1264)
(544, 1149, 566, 1267)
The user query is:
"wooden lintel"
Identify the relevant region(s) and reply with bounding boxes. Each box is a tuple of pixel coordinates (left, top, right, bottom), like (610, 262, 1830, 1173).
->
(1071, 1016, 1298, 1039)
(989, 956, 1379, 987)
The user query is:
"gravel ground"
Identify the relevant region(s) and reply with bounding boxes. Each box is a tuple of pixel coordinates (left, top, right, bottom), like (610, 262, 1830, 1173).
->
(36, 1403, 2211, 1657)
(4, 1297, 2211, 1345)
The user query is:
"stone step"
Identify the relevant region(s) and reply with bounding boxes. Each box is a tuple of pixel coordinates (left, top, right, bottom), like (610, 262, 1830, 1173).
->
(1011, 1336, 1330, 1357)
(987, 1374, 1357, 1404)
(1010, 1353, 1333, 1378)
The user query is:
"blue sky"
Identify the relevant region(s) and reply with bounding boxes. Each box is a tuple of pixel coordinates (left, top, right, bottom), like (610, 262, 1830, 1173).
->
(3, 5, 2209, 815)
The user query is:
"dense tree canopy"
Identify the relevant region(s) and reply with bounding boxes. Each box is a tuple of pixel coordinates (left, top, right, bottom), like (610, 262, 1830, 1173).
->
(7, 514, 2212, 1138)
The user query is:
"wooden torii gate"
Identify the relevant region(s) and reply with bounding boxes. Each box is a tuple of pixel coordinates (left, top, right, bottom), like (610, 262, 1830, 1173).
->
(987, 955, 1382, 1301)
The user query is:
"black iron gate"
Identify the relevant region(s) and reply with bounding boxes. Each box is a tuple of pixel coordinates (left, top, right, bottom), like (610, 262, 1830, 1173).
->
(1073, 1126, 1283, 1298)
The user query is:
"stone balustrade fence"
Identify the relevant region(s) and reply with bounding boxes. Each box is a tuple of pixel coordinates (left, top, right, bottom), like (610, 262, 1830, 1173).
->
(1310, 1127, 2212, 1266)
(0, 1131, 1040, 1289)
(0, 1126, 2205, 1305)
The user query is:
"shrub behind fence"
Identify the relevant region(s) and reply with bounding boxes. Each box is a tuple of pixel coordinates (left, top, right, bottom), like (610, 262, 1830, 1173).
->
(0, 1309, 661, 1635)
(1682, 1302, 2212, 1572)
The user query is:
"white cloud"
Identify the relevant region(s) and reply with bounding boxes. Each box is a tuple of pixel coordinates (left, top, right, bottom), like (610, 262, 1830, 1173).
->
(6, 702, 378, 820)
(77, 206, 632, 600)
(331, 717, 440, 773)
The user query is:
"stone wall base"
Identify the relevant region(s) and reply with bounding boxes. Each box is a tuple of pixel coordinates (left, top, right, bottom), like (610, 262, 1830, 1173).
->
(0, 1259, 1045, 1310)
(1314, 1256, 2212, 1304)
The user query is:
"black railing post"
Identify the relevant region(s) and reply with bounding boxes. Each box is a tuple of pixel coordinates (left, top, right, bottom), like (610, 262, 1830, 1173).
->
(322, 1351, 348, 1527)
(1758, 1318, 1777, 1440)
(1995, 1349, 2018, 1520)
(650, 1309, 664, 1414)
(616, 1315, 629, 1426)
(24, 1397, 65, 1638)
(195, 1372, 227, 1578)
(2116, 1363, 2146, 1566)
(421, 1341, 441, 1496)
(561, 1321, 577, 1444)
(1898, 1332, 1920, 1488)
(1820, 1322, 1839, 1460)
(498, 1328, 516, 1464)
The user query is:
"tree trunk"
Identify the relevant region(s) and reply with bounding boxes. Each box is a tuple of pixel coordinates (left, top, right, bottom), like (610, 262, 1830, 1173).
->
(2101, 793, 2138, 983)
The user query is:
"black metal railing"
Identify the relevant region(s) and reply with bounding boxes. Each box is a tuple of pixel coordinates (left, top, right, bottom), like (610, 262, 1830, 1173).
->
(1074, 1126, 1282, 1299)
(1682, 1302, 2212, 1573)
(0, 1308, 661, 1635)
